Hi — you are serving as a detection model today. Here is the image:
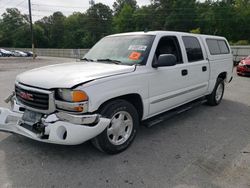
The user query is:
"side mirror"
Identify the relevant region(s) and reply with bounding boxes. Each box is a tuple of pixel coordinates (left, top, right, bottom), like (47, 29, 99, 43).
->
(153, 54, 177, 68)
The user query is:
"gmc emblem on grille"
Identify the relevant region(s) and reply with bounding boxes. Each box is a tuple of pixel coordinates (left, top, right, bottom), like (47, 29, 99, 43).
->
(20, 92, 34, 101)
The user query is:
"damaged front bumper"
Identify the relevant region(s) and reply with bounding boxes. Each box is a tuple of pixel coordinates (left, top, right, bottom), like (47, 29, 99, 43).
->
(0, 102, 110, 145)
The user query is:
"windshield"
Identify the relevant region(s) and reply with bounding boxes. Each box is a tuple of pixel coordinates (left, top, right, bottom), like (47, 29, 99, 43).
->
(84, 35, 155, 65)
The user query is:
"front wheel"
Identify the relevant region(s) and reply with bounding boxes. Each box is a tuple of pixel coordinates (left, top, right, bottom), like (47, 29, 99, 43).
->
(206, 78, 225, 106)
(92, 100, 139, 154)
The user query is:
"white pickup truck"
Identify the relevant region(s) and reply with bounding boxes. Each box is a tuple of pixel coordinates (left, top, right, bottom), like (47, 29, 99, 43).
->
(0, 31, 233, 154)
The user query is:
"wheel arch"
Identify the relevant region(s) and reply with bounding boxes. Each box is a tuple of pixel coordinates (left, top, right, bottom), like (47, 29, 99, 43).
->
(218, 72, 227, 80)
(97, 93, 144, 121)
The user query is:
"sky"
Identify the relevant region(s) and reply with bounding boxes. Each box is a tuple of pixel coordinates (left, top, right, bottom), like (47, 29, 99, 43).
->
(0, 0, 151, 21)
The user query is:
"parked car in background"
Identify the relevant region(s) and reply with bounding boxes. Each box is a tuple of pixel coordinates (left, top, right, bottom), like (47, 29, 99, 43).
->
(25, 51, 37, 57)
(237, 56, 250, 76)
(12, 50, 27, 57)
(0, 52, 2, 57)
(0, 49, 13, 57)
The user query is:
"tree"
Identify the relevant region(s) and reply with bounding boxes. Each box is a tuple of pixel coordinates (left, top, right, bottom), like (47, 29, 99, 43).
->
(197, 0, 237, 39)
(0, 8, 29, 47)
(35, 12, 65, 48)
(50, 12, 66, 48)
(113, 0, 138, 15)
(233, 0, 250, 42)
(84, 3, 113, 47)
(133, 5, 155, 31)
(1, 1, 250, 48)
(113, 4, 136, 33)
(63, 12, 87, 48)
(34, 24, 50, 48)
(12, 25, 31, 47)
(164, 0, 198, 31)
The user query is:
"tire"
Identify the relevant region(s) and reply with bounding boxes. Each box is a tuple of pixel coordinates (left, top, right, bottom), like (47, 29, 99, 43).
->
(206, 78, 225, 106)
(92, 99, 139, 154)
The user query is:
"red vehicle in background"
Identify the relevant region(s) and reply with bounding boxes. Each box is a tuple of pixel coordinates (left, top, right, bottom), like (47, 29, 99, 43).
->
(237, 56, 250, 76)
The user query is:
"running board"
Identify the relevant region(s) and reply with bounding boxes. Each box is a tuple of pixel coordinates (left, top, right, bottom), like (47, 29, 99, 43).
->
(143, 98, 207, 128)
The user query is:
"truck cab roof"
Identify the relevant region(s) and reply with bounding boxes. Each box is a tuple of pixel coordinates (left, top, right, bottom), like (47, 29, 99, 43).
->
(108, 31, 227, 40)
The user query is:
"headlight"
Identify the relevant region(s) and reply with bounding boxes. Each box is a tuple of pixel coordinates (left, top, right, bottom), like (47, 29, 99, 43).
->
(55, 100, 88, 113)
(56, 89, 89, 113)
(57, 89, 88, 102)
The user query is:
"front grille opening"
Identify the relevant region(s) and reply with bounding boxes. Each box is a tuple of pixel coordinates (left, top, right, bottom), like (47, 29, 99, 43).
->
(15, 85, 49, 110)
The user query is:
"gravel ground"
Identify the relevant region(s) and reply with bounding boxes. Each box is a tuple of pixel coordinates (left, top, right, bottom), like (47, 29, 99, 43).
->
(0, 57, 250, 188)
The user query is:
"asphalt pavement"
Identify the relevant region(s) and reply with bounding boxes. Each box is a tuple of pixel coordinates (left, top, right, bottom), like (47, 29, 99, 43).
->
(0, 57, 250, 188)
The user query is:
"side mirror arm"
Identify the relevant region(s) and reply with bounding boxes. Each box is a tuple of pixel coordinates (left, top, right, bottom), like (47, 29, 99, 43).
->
(152, 55, 158, 68)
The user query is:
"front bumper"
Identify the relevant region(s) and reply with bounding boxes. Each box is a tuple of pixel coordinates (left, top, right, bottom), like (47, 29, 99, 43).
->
(0, 106, 110, 145)
(237, 66, 250, 76)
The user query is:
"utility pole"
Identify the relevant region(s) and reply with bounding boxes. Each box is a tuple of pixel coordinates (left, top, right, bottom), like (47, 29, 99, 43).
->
(28, 0, 35, 60)
(89, 0, 95, 7)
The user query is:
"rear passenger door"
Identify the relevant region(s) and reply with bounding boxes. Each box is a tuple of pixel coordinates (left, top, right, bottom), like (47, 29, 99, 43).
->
(179, 36, 210, 100)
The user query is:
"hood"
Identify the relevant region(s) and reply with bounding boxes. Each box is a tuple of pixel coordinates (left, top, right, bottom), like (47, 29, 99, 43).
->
(243, 59, 250, 65)
(16, 62, 135, 89)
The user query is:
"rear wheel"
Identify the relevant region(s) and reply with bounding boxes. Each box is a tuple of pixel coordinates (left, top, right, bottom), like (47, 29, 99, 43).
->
(92, 99, 139, 154)
(206, 78, 225, 106)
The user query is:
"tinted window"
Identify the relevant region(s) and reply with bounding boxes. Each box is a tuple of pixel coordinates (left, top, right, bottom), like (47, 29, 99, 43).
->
(206, 39, 230, 55)
(218, 40, 229, 54)
(155, 36, 183, 64)
(206, 39, 220, 55)
(182, 36, 204, 62)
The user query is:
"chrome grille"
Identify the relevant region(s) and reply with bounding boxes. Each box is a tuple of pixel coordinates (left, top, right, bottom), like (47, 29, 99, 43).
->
(15, 84, 49, 110)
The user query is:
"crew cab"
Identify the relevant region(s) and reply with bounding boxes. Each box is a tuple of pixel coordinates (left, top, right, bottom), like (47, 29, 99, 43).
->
(0, 31, 233, 154)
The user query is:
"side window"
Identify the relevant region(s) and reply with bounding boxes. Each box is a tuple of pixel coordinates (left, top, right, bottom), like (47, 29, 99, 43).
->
(218, 40, 229, 54)
(206, 39, 220, 55)
(182, 36, 204, 62)
(206, 39, 230, 55)
(155, 36, 183, 64)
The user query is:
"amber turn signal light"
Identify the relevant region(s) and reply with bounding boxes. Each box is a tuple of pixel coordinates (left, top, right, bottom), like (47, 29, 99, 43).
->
(72, 91, 88, 102)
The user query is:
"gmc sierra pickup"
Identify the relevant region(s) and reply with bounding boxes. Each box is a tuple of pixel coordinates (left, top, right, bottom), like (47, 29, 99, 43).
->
(0, 31, 233, 154)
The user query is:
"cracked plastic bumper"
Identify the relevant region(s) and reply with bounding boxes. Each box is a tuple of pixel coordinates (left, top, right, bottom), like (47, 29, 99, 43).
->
(0, 107, 110, 145)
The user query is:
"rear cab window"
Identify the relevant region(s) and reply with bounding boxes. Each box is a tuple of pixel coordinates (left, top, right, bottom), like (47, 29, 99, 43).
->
(206, 39, 230, 55)
(182, 36, 204, 62)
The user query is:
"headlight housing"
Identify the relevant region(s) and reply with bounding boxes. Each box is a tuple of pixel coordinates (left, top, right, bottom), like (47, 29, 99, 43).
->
(57, 89, 88, 102)
(56, 89, 89, 113)
(238, 61, 246, 67)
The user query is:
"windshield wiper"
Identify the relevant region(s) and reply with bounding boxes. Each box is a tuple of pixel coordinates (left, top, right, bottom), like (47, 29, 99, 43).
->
(96, 58, 122, 65)
(80, 58, 94, 62)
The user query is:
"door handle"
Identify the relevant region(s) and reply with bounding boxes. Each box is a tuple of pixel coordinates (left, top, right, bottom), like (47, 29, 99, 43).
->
(202, 66, 207, 72)
(182, 69, 188, 76)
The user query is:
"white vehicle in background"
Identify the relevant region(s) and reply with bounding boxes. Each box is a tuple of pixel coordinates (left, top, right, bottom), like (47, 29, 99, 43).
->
(12, 50, 27, 57)
(0, 49, 13, 57)
(0, 31, 233, 154)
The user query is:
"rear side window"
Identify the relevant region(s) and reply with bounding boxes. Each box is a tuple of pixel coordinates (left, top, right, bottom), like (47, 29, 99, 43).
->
(206, 39, 229, 55)
(182, 36, 204, 62)
(218, 40, 229, 54)
(206, 39, 220, 55)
